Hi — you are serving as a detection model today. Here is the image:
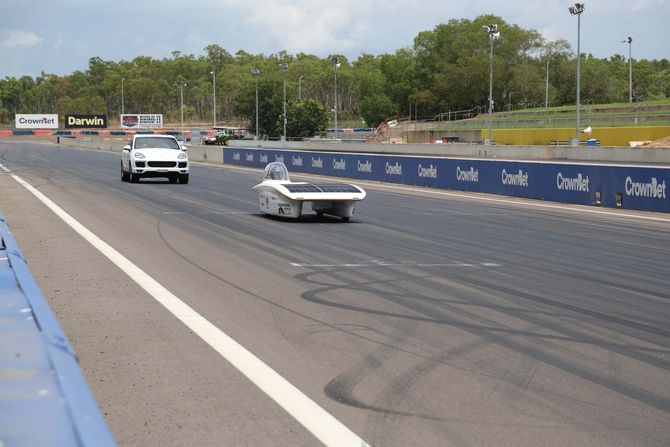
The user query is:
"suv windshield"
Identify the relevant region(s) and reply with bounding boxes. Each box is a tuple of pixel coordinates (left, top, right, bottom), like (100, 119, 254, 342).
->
(135, 137, 180, 150)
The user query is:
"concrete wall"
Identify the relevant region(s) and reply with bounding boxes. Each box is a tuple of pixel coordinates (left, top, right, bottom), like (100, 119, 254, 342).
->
(229, 139, 670, 165)
(406, 129, 483, 144)
(58, 135, 670, 166)
(58, 137, 224, 163)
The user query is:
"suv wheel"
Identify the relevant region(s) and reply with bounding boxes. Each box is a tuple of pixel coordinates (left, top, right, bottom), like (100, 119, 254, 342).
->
(121, 162, 129, 181)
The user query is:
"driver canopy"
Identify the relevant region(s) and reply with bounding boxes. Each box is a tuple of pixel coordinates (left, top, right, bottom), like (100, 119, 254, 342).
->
(263, 162, 291, 181)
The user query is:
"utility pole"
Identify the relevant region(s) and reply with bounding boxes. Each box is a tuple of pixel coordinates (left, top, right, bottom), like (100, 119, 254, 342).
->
(622, 37, 633, 103)
(251, 69, 260, 139)
(179, 81, 187, 132)
(121, 77, 125, 115)
(545, 58, 550, 109)
(298, 75, 304, 100)
(279, 63, 288, 141)
(569, 3, 585, 143)
(483, 24, 500, 145)
(211, 69, 216, 126)
(330, 57, 340, 140)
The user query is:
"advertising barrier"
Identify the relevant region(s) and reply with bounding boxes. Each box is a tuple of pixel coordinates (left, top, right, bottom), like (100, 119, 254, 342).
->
(120, 114, 163, 129)
(15, 114, 59, 129)
(224, 147, 670, 213)
(65, 114, 107, 129)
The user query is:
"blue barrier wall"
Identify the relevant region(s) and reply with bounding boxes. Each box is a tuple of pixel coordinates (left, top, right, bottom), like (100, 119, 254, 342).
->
(224, 147, 670, 213)
(0, 214, 116, 446)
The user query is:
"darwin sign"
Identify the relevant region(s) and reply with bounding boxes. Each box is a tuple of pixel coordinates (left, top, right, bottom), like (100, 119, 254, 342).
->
(64, 114, 108, 129)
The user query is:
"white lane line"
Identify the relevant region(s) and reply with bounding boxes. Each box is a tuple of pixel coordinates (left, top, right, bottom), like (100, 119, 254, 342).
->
(161, 211, 248, 216)
(0, 165, 11, 173)
(2, 163, 369, 447)
(290, 261, 501, 268)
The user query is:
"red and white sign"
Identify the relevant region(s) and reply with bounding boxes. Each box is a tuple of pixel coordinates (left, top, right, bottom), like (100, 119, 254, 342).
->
(120, 114, 163, 129)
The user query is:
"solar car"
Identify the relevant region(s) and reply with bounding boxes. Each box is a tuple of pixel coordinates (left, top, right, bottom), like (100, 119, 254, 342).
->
(252, 162, 366, 221)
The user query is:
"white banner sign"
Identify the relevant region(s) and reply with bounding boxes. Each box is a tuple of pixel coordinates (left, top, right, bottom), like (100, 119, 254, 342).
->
(120, 114, 163, 129)
(15, 114, 59, 129)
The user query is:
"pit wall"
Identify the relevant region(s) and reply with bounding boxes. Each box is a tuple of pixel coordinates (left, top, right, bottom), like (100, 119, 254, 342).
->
(58, 137, 225, 162)
(225, 147, 670, 213)
(229, 139, 670, 164)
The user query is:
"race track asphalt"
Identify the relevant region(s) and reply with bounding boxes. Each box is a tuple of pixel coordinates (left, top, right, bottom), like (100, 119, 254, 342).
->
(1, 139, 669, 447)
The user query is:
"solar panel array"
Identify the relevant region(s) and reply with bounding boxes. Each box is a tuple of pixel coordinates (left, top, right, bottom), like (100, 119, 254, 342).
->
(312, 183, 362, 193)
(281, 183, 361, 193)
(281, 183, 322, 193)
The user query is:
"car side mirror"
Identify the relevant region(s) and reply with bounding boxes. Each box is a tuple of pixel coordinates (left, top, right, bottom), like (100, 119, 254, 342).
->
(180, 145, 188, 151)
(123, 145, 131, 151)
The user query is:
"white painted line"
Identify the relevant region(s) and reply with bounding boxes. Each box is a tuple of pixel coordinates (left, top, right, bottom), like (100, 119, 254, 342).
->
(0, 165, 11, 173)
(2, 163, 370, 447)
(161, 211, 247, 216)
(290, 261, 500, 268)
(362, 182, 670, 222)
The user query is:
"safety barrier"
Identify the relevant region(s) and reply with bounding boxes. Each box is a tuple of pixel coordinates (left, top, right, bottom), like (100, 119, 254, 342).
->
(1, 129, 192, 137)
(224, 147, 670, 213)
(0, 214, 116, 446)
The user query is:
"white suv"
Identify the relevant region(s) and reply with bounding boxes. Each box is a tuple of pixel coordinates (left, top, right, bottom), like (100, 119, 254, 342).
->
(121, 134, 189, 184)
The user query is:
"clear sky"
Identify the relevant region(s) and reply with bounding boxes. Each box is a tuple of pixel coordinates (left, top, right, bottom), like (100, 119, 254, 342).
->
(2, 0, 668, 78)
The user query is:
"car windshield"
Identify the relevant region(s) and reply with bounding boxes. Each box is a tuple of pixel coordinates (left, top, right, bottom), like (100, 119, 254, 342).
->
(263, 162, 290, 181)
(135, 137, 180, 150)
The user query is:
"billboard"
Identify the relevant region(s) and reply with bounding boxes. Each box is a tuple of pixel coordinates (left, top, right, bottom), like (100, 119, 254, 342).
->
(15, 114, 58, 129)
(64, 114, 108, 129)
(120, 114, 163, 129)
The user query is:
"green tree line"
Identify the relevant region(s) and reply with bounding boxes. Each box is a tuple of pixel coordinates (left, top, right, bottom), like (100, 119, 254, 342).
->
(1, 14, 669, 135)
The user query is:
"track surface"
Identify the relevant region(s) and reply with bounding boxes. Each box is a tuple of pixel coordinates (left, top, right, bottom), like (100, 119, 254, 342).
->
(1, 140, 669, 447)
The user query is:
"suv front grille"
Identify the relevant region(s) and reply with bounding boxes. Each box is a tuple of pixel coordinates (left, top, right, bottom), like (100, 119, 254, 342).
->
(148, 161, 177, 168)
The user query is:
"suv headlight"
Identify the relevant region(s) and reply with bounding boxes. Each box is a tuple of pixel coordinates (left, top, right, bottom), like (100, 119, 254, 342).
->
(134, 152, 145, 159)
(178, 153, 187, 160)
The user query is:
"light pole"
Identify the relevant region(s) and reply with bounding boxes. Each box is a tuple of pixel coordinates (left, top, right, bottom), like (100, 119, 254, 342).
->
(121, 77, 125, 115)
(330, 57, 340, 140)
(545, 56, 550, 109)
(279, 63, 288, 141)
(483, 24, 500, 145)
(569, 3, 585, 143)
(298, 75, 304, 100)
(622, 37, 633, 103)
(251, 69, 260, 139)
(178, 81, 187, 132)
(211, 69, 216, 126)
